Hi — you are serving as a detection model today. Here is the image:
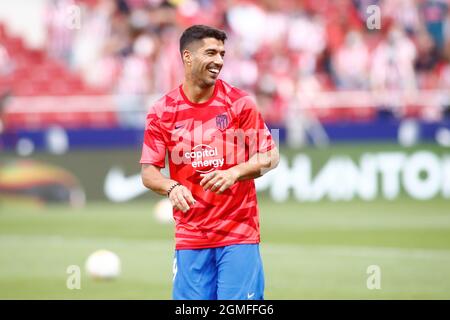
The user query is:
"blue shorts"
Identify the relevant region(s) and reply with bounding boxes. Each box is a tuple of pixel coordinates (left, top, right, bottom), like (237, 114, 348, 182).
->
(172, 243, 264, 300)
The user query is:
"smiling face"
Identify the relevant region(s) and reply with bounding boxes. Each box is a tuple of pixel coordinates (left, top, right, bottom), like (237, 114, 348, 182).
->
(183, 37, 226, 88)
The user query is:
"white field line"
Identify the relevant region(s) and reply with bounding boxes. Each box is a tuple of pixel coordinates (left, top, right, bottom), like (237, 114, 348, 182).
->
(262, 243, 450, 261)
(265, 219, 450, 230)
(0, 234, 172, 250)
(1, 234, 450, 261)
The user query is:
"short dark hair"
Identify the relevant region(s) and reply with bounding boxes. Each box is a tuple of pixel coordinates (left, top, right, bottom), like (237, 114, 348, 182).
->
(179, 25, 227, 55)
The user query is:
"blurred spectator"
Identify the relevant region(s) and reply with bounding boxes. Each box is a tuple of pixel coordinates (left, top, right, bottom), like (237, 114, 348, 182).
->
(72, 0, 117, 81)
(115, 32, 155, 128)
(45, 0, 76, 62)
(287, 11, 326, 66)
(332, 30, 370, 89)
(370, 26, 417, 91)
(0, 44, 12, 76)
(420, 0, 448, 50)
(30, 0, 450, 127)
(382, 0, 421, 35)
(152, 25, 184, 94)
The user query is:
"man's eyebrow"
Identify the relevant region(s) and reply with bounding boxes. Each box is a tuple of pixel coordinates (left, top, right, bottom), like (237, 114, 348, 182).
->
(205, 48, 226, 54)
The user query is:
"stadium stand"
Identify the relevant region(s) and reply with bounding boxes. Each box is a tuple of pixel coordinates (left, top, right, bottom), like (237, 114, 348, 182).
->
(0, 0, 449, 147)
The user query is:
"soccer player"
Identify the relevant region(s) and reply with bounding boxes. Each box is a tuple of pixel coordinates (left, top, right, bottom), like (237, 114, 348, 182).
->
(140, 25, 279, 300)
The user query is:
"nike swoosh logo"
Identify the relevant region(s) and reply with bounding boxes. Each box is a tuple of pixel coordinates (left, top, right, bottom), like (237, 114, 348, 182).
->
(174, 124, 184, 129)
(104, 167, 147, 202)
(247, 293, 255, 299)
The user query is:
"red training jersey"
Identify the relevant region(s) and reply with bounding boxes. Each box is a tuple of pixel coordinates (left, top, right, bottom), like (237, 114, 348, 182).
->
(140, 79, 275, 249)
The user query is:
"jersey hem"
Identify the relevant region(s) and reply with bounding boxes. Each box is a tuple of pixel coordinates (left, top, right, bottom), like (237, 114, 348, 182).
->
(139, 160, 165, 168)
(175, 239, 260, 250)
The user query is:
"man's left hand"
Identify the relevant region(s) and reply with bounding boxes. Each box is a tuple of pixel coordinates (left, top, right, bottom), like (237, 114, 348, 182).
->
(200, 168, 240, 194)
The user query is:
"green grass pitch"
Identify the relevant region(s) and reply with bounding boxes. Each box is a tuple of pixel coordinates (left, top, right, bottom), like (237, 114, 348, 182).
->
(1, 197, 450, 299)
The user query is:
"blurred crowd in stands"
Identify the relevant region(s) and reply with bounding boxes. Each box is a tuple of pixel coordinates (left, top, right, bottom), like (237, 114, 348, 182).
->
(31, 0, 450, 124)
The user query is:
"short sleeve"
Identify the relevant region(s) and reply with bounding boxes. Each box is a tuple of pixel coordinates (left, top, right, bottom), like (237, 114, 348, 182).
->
(237, 96, 275, 156)
(140, 107, 167, 167)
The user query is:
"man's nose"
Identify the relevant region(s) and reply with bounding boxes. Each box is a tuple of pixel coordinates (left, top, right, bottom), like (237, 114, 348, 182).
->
(213, 54, 223, 66)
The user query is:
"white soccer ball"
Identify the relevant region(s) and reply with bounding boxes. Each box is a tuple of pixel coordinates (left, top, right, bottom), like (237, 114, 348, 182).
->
(436, 128, 450, 147)
(154, 198, 173, 224)
(85, 250, 121, 280)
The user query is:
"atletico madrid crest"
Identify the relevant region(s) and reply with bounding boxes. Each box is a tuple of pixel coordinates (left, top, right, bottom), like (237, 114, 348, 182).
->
(216, 114, 229, 131)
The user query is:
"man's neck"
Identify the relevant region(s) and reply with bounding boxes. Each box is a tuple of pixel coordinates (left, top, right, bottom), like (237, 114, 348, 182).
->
(182, 80, 216, 104)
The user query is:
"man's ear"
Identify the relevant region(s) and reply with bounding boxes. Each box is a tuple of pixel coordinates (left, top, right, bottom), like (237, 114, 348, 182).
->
(183, 49, 192, 65)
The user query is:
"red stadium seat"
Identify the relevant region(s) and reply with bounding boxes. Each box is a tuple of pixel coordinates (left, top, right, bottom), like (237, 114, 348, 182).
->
(0, 23, 6, 39)
(2, 36, 25, 53)
(0, 28, 106, 99)
(26, 49, 45, 64)
(11, 82, 39, 96)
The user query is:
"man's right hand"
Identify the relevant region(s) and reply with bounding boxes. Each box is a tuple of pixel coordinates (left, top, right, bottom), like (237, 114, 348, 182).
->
(141, 164, 196, 213)
(168, 184, 196, 213)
